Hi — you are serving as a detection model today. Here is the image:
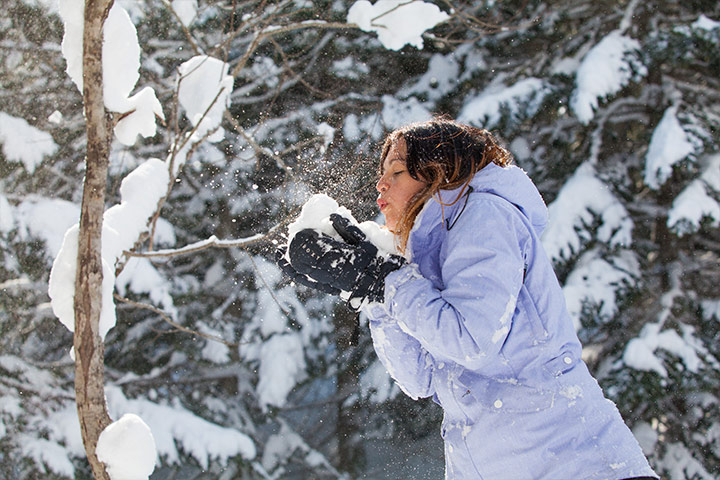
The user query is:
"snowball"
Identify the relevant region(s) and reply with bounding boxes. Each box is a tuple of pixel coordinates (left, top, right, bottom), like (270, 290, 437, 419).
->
(286, 194, 396, 256)
(96, 413, 157, 480)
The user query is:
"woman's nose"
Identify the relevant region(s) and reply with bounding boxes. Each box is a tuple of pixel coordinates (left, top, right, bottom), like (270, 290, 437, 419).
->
(376, 178, 388, 192)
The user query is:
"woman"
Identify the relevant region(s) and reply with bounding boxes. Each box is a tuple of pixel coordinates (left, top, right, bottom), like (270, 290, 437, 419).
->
(279, 118, 658, 480)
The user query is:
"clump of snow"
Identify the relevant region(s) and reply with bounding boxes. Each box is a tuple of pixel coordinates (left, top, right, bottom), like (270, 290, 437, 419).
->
(177, 55, 234, 143)
(342, 113, 383, 142)
(59, 0, 164, 146)
(0, 195, 13, 233)
(197, 322, 230, 364)
(542, 163, 633, 262)
(458, 77, 549, 129)
(317, 122, 335, 154)
(570, 30, 646, 124)
(262, 422, 337, 475)
(381, 95, 433, 130)
(48, 110, 63, 124)
(359, 359, 397, 403)
(692, 14, 720, 31)
(171, 0, 197, 26)
(347, 0, 449, 51)
(632, 422, 659, 456)
(48, 224, 118, 338)
(19, 435, 75, 478)
(286, 193, 396, 256)
(623, 322, 702, 377)
(96, 413, 157, 480)
(331, 56, 370, 79)
(256, 334, 306, 411)
(562, 248, 638, 330)
(667, 179, 720, 236)
(15, 198, 79, 257)
(49, 158, 172, 340)
(0, 112, 58, 173)
(644, 105, 695, 190)
(103, 158, 170, 260)
(400, 53, 460, 103)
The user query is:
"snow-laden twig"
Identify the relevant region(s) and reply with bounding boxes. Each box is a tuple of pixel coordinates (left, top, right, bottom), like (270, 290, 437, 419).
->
(113, 293, 237, 347)
(124, 231, 269, 259)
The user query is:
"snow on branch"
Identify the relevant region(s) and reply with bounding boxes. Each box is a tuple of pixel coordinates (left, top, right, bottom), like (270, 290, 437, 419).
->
(667, 154, 720, 235)
(59, 0, 164, 146)
(644, 105, 696, 190)
(541, 163, 633, 263)
(347, 0, 450, 50)
(570, 30, 646, 125)
(0, 112, 58, 173)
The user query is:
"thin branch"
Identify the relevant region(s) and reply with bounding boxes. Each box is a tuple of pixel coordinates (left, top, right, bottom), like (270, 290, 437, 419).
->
(123, 231, 271, 259)
(113, 293, 237, 347)
(230, 20, 356, 78)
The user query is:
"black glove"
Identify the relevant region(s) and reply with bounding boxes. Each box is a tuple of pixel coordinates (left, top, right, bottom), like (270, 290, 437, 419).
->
(286, 214, 405, 306)
(275, 247, 341, 295)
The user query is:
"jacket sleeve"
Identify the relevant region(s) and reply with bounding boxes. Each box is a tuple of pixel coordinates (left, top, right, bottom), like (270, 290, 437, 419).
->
(384, 196, 527, 372)
(365, 301, 435, 400)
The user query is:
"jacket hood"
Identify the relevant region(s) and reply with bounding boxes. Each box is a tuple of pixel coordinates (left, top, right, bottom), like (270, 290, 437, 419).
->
(435, 163, 548, 236)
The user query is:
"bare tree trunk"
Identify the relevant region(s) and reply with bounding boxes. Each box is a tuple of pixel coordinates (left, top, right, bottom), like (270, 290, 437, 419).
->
(74, 0, 115, 478)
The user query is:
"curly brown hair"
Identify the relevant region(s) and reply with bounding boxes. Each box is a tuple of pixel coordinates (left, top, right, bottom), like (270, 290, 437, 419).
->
(379, 118, 513, 253)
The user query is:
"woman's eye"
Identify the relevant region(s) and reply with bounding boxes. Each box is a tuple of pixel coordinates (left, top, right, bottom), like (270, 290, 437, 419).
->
(393, 170, 405, 176)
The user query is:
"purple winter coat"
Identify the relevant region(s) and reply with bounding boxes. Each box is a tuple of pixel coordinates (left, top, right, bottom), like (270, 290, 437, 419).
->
(364, 163, 657, 480)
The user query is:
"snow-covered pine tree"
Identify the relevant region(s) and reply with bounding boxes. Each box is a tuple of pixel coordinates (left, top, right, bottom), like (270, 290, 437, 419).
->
(1, 0, 718, 478)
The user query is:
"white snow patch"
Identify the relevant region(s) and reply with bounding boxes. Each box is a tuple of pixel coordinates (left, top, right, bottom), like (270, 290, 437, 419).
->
(59, 0, 163, 146)
(623, 322, 702, 377)
(19, 436, 75, 478)
(459, 77, 549, 129)
(359, 359, 396, 403)
(692, 14, 720, 31)
(644, 105, 695, 190)
(0, 112, 58, 173)
(96, 413, 157, 480)
(571, 31, 645, 124)
(667, 154, 720, 235)
(563, 248, 638, 330)
(177, 55, 234, 144)
(542, 163, 633, 262)
(286, 193, 397, 256)
(347, 0, 449, 51)
(256, 333, 307, 411)
(172, 0, 197, 26)
(15, 198, 79, 258)
(381, 95, 433, 130)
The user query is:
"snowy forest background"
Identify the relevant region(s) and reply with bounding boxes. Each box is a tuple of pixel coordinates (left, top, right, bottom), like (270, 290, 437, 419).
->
(1, 0, 719, 478)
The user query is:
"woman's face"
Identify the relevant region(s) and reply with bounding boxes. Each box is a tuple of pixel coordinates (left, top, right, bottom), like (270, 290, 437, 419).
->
(376, 137, 426, 232)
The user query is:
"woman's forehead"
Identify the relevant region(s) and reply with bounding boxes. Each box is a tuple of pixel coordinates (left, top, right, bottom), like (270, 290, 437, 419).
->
(382, 138, 407, 170)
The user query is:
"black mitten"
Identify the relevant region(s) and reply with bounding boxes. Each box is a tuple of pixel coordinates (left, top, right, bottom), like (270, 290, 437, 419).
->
(287, 214, 406, 305)
(275, 247, 341, 295)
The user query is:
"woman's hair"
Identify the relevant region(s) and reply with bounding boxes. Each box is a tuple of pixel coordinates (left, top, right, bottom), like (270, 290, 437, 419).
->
(379, 117, 513, 252)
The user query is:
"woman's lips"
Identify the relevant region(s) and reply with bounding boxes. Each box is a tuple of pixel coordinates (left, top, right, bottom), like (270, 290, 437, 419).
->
(377, 198, 388, 211)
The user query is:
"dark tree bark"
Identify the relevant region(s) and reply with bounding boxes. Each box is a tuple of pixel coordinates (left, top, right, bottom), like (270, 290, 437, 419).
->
(74, 0, 115, 477)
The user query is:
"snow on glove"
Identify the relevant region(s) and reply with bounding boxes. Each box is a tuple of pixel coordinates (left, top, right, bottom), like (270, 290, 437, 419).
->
(275, 247, 341, 295)
(288, 214, 406, 306)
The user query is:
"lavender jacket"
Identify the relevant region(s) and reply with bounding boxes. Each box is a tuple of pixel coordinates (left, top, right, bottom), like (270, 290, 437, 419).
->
(364, 164, 657, 480)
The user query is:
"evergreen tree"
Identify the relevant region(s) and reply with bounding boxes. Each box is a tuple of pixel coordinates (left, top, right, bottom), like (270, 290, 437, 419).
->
(0, 0, 718, 478)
